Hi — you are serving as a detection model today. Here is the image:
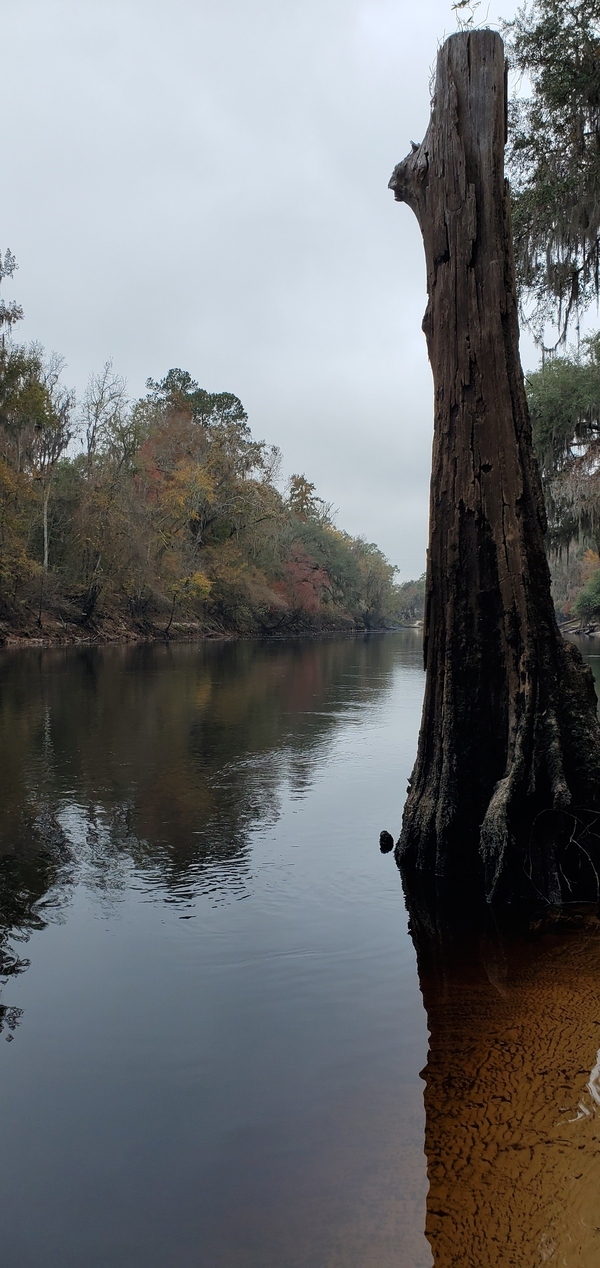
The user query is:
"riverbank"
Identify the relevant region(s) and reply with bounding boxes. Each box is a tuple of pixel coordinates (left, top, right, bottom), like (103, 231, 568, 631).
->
(0, 605, 231, 648)
(0, 593, 583, 650)
(0, 597, 409, 648)
(558, 616, 600, 637)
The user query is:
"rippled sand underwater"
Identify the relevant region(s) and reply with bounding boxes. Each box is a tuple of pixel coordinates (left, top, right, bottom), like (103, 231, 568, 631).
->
(417, 917, 600, 1267)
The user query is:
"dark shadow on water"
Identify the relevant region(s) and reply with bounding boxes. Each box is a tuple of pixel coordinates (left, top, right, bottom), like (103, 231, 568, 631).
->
(0, 810, 72, 1038)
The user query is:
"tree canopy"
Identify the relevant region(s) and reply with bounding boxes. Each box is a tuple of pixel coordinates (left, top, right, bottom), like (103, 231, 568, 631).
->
(504, 0, 600, 343)
(0, 264, 404, 641)
(527, 332, 600, 553)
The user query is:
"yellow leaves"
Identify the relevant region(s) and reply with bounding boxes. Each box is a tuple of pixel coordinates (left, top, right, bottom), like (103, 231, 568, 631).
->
(187, 571, 212, 599)
(0, 458, 19, 499)
(0, 362, 402, 631)
(0, 541, 40, 589)
(161, 460, 215, 521)
(0, 457, 34, 505)
(0, 458, 39, 590)
(168, 570, 212, 602)
(204, 539, 245, 586)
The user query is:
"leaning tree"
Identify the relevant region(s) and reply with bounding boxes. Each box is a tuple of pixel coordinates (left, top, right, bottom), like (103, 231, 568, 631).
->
(389, 30, 600, 908)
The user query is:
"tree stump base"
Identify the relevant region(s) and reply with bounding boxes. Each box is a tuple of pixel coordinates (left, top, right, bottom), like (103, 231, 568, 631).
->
(389, 31, 600, 909)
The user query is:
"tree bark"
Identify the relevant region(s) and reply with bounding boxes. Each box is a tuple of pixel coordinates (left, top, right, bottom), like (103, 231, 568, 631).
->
(389, 30, 600, 906)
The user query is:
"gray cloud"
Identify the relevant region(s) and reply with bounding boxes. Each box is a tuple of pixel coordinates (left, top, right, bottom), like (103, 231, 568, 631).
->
(4, 0, 522, 578)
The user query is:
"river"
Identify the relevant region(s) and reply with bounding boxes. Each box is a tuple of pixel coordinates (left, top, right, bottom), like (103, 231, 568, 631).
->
(1, 632, 600, 1266)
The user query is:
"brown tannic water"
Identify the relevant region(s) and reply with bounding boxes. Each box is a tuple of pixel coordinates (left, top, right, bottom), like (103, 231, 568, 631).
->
(1, 632, 600, 1267)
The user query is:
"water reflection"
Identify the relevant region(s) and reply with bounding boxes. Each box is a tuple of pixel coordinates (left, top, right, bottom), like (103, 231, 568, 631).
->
(413, 916, 600, 1266)
(6, 631, 600, 1264)
(0, 803, 72, 1037)
(0, 635, 405, 1028)
(0, 632, 430, 1268)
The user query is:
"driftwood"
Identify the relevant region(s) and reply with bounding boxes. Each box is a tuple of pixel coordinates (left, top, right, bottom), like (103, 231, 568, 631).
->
(389, 31, 600, 907)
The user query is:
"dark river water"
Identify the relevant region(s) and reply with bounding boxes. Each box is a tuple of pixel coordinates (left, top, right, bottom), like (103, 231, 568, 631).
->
(2, 632, 600, 1267)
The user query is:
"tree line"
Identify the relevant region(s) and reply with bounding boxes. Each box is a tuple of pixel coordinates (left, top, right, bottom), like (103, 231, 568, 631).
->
(505, 0, 600, 625)
(526, 333, 600, 623)
(0, 268, 403, 640)
(5, 0, 599, 643)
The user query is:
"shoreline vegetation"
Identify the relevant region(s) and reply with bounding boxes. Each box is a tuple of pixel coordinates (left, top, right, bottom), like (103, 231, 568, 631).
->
(3, 612, 594, 652)
(0, 258, 431, 648)
(0, 620, 424, 651)
(2, 335, 599, 650)
(0, 331, 427, 647)
(4, 259, 600, 650)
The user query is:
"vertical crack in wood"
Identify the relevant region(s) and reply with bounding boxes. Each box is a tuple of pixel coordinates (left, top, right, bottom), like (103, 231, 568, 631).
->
(388, 30, 600, 909)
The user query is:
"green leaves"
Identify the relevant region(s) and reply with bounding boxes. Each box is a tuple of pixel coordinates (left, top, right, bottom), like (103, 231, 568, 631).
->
(574, 566, 600, 619)
(505, 1, 600, 343)
(0, 350, 402, 633)
(0, 248, 23, 339)
(527, 332, 600, 551)
(451, 0, 483, 31)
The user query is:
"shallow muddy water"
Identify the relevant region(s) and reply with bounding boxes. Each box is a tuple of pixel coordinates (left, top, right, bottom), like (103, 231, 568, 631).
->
(1, 632, 600, 1266)
(417, 923, 600, 1268)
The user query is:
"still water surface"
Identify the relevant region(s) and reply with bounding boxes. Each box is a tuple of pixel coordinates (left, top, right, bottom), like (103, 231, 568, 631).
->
(1, 632, 600, 1267)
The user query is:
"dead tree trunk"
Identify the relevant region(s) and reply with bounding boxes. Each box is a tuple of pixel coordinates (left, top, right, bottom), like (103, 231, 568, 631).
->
(389, 30, 600, 907)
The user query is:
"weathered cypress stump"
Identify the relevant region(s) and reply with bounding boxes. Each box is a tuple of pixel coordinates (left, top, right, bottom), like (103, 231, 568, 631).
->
(389, 30, 600, 907)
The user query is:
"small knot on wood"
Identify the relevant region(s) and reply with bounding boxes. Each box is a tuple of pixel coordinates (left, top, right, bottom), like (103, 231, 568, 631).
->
(388, 143, 428, 219)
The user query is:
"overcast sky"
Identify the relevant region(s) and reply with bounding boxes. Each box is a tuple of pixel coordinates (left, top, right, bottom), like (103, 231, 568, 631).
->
(3, 0, 526, 579)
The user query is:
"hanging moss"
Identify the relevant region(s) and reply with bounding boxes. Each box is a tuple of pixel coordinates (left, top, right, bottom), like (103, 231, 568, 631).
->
(505, 1, 600, 345)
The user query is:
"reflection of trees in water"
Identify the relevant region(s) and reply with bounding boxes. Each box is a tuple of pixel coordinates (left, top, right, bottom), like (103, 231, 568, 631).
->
(411, 913, 600, 1267)
(0, 634, 406, 1026)
(0, 811, 72, 1037)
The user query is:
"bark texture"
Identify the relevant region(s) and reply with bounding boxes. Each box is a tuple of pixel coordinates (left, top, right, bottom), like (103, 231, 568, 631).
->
(389, 30, 600, 905)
